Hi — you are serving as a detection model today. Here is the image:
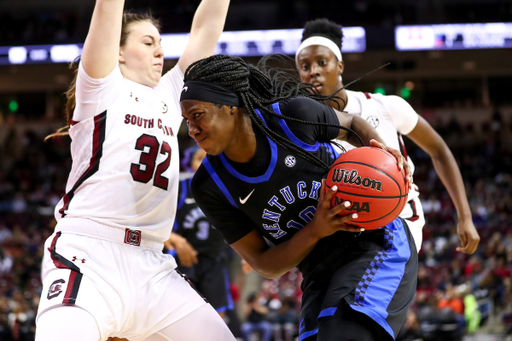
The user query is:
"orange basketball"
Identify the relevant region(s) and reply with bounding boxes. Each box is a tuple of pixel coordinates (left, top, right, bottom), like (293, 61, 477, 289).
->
(325, 146, 408, 230)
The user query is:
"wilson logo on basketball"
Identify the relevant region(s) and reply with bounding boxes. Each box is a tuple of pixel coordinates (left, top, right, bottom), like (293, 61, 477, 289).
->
(331, 169, 382, 191)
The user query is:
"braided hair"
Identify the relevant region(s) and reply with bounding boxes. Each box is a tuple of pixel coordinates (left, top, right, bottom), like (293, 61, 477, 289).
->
(184, 54, 363, 170)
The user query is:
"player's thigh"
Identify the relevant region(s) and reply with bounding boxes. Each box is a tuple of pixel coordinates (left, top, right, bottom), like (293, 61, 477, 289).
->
(36, 305, 101, 341)
(317, 302, 386, 341)
(142, 304, 236, 341)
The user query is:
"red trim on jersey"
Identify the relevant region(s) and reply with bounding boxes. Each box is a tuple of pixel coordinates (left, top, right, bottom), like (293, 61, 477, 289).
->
(63, 271, 79, 304)
(364, 92, 371, 99)
(397, 133, 408, 160)
(59, 111, 107, 217)
(406, 200, 420, 222)
(48, 232, 83, 305)
(70, 120, 79, 126)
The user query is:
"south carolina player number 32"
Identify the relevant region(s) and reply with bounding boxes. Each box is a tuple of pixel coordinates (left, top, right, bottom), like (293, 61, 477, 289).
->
(130, 133, 171, 190)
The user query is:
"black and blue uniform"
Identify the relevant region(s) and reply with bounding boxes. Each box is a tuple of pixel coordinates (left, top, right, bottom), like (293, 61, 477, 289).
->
(172, 177, 234, 314)
(192, 97, 418, 340)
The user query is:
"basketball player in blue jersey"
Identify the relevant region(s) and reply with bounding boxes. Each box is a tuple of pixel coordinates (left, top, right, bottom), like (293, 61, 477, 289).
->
(180, 54, 416, 341)
(166, 146, 234, 317)
(36, 0, 236, 340)
(292, 18, 479, 255)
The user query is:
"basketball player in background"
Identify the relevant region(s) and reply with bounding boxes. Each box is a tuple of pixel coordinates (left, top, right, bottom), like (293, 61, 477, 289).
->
(165, 145, 234, 318)
(35, 0, 236, 340)
(292, 18, 479, 254)
(180, 54, 415, 341)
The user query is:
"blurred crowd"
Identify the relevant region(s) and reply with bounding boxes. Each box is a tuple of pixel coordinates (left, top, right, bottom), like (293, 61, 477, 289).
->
(0, 102, 511, 340)
(1, 0, 512, 45)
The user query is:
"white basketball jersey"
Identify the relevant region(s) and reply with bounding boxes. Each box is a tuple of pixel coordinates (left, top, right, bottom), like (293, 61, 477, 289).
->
(54, 64, 184, 241)
(339, 90, 420, 202)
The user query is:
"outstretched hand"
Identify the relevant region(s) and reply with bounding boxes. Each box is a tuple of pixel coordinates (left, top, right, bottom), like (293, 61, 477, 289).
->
(306, 180, 364, 240)
(370, 139, 412, 192)
(456, 219, 480, 254)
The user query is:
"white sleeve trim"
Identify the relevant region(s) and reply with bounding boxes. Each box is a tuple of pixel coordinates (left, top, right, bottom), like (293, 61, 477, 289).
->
(73, 63, 124, 122)
(380, 95, 419, 135)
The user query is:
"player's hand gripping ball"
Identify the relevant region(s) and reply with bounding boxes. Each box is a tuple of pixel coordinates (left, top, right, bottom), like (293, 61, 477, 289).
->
(325, 146, 408, 230)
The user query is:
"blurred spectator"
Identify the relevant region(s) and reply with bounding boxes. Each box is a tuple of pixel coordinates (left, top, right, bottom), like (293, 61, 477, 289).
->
(271, 297, 298, 341)
(240, 293, 272, 341)
(396, 310, 421, 341)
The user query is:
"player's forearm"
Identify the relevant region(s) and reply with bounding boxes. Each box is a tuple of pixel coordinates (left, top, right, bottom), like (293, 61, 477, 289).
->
(249, 226, 321, 279)
(82, 0, 125, 78)
(430, 147, 472, 221)
(177, 0, 230, 72)
(347, 115, 386, 147)
(189, 0, 230, 49)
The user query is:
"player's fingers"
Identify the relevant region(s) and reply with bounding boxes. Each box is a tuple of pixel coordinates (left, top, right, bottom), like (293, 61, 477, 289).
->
(370, 139, 384, 149)
(337, 221, 364, 233)
(322, 183, 338, 209)
(465, 238, 479, 254)
(330, 200, 352, 215)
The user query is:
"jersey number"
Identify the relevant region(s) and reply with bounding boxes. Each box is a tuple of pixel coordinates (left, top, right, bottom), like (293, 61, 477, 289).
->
(130, 134, 171, 190)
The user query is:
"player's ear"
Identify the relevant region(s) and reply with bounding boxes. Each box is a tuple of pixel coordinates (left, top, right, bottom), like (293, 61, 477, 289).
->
(119, 47, 125, 63)
(230, 106, 238, 115)
(338, 60, 344, 76)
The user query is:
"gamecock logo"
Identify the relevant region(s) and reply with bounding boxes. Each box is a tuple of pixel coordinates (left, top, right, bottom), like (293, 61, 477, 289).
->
(47, 279, 65, 300)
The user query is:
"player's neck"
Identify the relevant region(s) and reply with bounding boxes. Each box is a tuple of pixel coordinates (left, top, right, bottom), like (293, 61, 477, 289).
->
(224, 116, 256, 163)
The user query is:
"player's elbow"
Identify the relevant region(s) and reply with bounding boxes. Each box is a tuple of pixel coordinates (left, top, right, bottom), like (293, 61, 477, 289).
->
(251, 264, 286, 280)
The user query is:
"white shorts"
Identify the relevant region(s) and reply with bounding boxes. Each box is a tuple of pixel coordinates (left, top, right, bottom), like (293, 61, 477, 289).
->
(399, 196, 425, 253)
(36, 218, 207, 341)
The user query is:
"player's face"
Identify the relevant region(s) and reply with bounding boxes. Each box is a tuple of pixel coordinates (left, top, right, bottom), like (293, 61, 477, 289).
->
(119, 21, 164, 88)
(297, 45, 343, 97)
(181, 100, 238, 156)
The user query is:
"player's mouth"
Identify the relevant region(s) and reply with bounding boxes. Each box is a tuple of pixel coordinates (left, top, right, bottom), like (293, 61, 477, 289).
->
(312, 82, 323, 91)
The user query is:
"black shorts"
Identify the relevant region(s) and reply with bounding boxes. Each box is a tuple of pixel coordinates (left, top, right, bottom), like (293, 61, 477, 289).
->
(298, 218, 418, 341)
(177, 253, 233, 313)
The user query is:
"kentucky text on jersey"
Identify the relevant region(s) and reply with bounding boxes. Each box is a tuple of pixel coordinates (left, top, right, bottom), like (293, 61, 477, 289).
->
(261, 180, 322, 239)
(124, 114, 174, 136)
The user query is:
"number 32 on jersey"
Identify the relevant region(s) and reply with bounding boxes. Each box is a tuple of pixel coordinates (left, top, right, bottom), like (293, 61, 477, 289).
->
(130, 133, 171, 190)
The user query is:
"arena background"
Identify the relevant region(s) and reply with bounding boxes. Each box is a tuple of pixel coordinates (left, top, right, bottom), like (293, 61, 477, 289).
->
(0, 0, 511, 340)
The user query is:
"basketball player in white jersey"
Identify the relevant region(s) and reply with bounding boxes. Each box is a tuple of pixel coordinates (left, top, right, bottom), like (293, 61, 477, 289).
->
(293, 18, 479, 254)
(35, 1, 236, 340)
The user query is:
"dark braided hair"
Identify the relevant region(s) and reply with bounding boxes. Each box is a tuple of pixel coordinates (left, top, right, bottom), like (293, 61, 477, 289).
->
(302, 18, 343, 50)
(184, 54, 363, 170)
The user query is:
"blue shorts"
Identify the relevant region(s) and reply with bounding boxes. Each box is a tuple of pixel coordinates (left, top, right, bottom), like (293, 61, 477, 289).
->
(298, 218, 418, 341)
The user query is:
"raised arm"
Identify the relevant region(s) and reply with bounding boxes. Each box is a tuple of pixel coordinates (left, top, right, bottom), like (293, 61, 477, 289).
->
(82, 0, 125, 79)
(406, 116, 480, 254)
(177, 0, 230, 73)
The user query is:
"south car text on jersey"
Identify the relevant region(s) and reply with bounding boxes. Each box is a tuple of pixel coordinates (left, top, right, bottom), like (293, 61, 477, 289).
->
(124, 114, 174, 136)
(260, 180, 322, 240)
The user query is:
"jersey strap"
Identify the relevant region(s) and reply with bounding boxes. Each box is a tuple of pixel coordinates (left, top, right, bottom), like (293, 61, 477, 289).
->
(59, 111, 107, 217)
(271, 102, 321, 152)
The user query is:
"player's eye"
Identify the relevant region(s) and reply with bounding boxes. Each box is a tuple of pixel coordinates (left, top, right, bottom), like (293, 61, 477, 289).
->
(301, 64, 309, 71)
